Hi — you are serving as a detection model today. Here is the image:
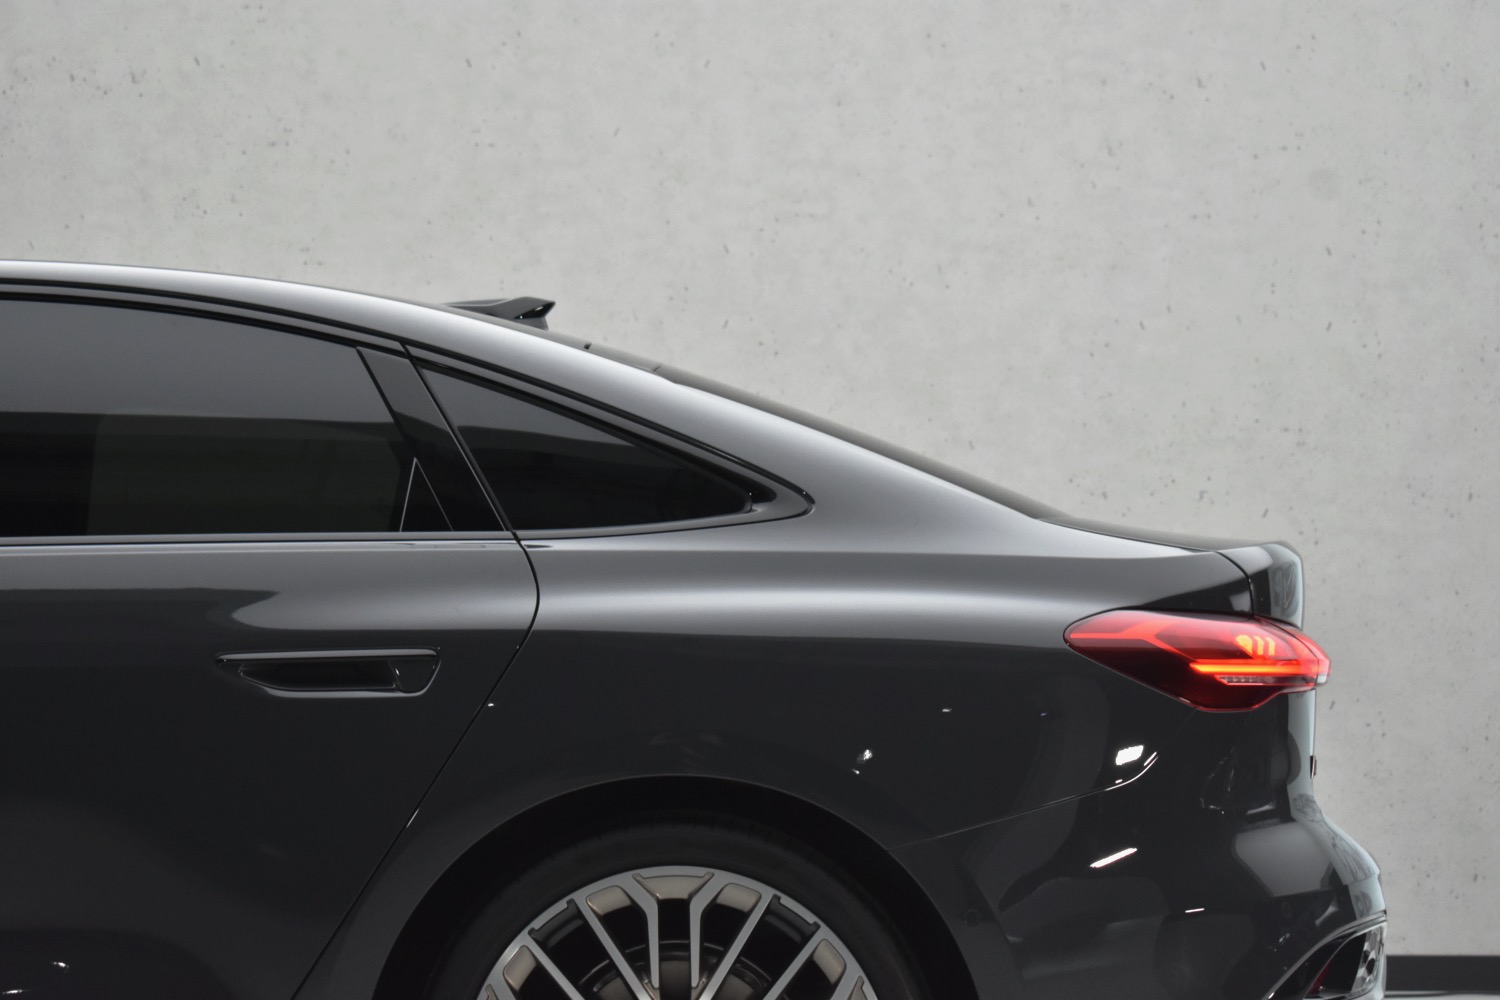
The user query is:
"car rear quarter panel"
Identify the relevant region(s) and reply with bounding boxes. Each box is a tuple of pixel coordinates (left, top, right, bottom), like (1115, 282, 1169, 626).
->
(299, 502, 1254, 997)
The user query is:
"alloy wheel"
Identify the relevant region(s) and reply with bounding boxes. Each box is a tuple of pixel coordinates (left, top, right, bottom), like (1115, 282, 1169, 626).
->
(476, 865, 876, 1000)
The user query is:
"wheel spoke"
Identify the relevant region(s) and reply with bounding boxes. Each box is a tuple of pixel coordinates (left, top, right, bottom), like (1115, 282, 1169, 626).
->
(686, 870, 732, 987)
(620, 874, 664, 989)
(758, 932, 829, 1000)
(523, 936, 590, 1000)
(481, 945, 527, 1000)
(697, 890, 774, 1000)
(575, 896, 654, 1000)
(830, 973, 867, 1000)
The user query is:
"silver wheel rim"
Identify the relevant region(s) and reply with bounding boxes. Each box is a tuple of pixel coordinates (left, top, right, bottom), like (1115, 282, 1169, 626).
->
(476, 865, 878, 1000)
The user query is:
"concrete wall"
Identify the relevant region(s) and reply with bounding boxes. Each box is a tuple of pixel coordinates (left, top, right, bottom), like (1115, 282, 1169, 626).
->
(4, 0, 1496, 955)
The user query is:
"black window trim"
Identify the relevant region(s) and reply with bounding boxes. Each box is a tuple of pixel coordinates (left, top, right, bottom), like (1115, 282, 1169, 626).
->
(0, 531, 522, 548)
(0, 282, 400, 349)
(358, 347, 504, 532)
(0, 527, 529, 549)
(0, 291, 511, 545)
(408, 348, 811, 540)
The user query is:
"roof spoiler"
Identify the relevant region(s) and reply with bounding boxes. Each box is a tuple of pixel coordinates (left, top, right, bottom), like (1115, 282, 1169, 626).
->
(448, 296, 555, 330)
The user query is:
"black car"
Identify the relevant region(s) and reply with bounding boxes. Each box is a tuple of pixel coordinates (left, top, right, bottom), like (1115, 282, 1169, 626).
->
(0, 262, 1385, 1000)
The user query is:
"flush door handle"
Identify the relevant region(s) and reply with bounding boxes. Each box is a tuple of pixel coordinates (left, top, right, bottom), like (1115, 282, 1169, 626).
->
(218, 649, 439, 696)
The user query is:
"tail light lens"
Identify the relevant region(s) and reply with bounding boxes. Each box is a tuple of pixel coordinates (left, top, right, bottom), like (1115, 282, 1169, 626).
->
(1064, 610, 1330, 711)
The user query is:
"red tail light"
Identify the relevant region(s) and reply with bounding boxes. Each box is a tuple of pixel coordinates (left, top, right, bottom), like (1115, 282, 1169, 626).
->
(1064, 610, 1330, 711)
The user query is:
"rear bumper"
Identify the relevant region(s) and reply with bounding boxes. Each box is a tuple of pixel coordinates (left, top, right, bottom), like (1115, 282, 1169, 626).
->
(894, 794, 1384, 1000)
(893, 695, 1384, 1000)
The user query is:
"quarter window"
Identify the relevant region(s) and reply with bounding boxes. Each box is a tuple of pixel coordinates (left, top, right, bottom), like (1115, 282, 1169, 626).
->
(0, 301, 439, 536)
(421, 368, 752, 530)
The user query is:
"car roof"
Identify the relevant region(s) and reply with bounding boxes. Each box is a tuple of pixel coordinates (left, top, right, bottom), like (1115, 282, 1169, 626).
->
(0, 261, 1163, 559)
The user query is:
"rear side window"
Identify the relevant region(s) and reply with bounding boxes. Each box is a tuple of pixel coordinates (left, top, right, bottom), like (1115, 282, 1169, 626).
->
(421, 368, 752, 530)
(0, 300, 442, 536)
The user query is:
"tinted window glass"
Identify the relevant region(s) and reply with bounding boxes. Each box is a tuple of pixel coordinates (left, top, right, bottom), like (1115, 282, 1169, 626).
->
(422, 368, 751, 530)
(0, 301, 428, 536)
(497, 321, 1057, 518)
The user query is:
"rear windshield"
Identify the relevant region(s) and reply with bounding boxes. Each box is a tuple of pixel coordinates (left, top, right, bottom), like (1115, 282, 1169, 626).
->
(658, 363, 1061, 519)
(446, 310, 1060, 519)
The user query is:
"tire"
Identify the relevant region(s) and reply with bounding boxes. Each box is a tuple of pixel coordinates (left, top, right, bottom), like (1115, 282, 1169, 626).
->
(425, 820, 931, 1000)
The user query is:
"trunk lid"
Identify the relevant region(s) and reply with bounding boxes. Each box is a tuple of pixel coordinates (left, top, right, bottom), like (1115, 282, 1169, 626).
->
(1044, 514, 1305, 627)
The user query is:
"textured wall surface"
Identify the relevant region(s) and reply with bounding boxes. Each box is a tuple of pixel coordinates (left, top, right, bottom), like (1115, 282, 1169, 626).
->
(3, 0, 1497, 954)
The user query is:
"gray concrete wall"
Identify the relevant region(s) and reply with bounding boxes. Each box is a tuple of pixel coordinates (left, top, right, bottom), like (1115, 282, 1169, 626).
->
(4, 0, 1496, 955)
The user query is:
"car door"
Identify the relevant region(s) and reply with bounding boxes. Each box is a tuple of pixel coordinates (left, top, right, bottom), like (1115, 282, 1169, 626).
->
(0, 298, 536, 1000)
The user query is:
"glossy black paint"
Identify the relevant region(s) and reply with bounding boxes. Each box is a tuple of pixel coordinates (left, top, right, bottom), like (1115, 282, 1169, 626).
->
(896, 693, 1383, 999)
(0, 540, 535, 997)
(0, 263, 1382, 1000)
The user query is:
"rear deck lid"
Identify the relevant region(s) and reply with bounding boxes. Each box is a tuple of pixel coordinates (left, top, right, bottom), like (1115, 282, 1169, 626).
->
(1046, 515, 1304, 627)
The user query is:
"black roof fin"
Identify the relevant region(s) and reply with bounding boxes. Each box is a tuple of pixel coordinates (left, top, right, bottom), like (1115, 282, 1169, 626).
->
(449, 296, 555, 330)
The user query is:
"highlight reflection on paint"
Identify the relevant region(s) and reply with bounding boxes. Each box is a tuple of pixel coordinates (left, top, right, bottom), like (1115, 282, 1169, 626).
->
(1089, 847, 1138, 869)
